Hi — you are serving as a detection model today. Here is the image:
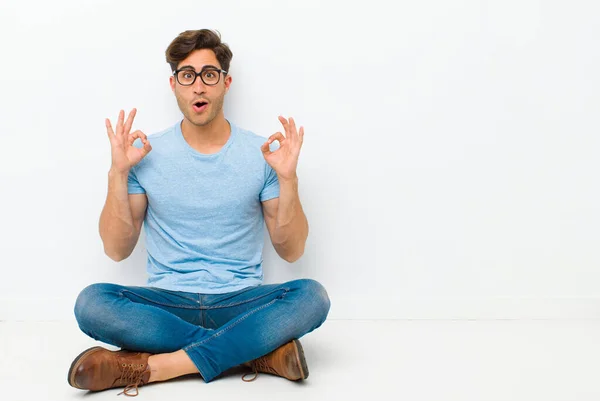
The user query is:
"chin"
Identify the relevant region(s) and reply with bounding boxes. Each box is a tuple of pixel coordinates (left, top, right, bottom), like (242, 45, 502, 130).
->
(192, 115, 213, 127)
(184, 111, 206, 126)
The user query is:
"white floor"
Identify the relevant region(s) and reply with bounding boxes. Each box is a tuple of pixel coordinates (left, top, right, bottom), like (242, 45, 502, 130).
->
(1, 319, 599, 401)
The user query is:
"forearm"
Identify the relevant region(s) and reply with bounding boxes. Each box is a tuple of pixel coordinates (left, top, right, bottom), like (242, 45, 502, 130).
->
(272, 176, 309, 262)
(99, 169, 137, 261)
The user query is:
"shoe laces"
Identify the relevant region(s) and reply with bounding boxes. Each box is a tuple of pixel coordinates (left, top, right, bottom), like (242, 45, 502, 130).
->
(241, 357, 278, 382)
(116, 362, 149, 397)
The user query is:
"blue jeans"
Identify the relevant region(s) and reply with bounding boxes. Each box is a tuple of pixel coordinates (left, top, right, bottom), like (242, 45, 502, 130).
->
(73, 279, 331, 382)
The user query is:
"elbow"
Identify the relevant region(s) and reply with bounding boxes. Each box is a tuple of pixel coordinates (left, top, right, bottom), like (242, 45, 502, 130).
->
(274, 225, 308, 263)
(284, 254, 302, 263)
(282, 246, 305, 263)
(103, 247, 129, 262)
(100, 230, 135, 262)
(275, 244, 304, 263)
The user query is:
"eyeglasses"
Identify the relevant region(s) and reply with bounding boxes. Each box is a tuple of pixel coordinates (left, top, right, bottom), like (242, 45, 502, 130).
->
(173, 67, 227, 86)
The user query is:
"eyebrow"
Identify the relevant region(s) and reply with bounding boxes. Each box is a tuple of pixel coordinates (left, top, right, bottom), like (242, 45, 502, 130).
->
(178, 64, 220, 71)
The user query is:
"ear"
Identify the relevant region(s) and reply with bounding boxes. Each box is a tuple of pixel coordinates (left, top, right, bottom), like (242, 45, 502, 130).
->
(224, 74, 232, 91)
(169, 75, 176, 93)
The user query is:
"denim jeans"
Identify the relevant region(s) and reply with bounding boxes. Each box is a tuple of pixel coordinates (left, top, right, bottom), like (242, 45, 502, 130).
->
(73, 278, 331, 382)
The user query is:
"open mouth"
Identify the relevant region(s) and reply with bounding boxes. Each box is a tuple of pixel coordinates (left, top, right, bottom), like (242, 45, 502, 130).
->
(192, 101, 208, 112)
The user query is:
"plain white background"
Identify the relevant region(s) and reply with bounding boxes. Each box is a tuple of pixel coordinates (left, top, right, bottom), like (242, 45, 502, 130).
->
(0, 0, 599, 321)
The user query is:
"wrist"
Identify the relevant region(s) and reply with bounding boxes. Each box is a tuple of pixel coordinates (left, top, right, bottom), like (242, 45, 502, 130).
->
(277, 173, 298, 184)
(109, 167, 130, 178)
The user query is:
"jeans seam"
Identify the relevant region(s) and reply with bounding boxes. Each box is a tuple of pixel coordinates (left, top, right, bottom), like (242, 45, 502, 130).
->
(203, 287, 289, 310)
(199, 294, 205, 327)
(121, 290, 200, 310)
(143, 287, 200, 303)
(207, 313, 217, 328)
(185, 290, 287, 350)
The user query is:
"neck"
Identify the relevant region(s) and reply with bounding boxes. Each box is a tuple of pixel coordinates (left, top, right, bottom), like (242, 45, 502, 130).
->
(180, 113, 231, 152)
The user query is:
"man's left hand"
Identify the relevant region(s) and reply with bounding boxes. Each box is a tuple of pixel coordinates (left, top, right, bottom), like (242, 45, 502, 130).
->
(261, 116, 304, 181)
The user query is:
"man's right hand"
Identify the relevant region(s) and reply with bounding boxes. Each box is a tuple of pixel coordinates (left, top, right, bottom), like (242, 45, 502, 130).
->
(106, 108, 152, 173)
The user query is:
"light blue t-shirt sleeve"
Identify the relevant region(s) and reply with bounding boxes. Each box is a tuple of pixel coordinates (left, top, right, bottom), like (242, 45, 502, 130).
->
(127, 167, 146, 194)
(260, 164, 280, 201)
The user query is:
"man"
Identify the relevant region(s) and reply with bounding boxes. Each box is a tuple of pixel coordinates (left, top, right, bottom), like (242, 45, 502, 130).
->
(68, 29, 330, 397)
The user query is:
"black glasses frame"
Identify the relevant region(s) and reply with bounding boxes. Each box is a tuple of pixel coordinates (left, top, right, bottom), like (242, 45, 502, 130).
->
(173, 67, 228, 86)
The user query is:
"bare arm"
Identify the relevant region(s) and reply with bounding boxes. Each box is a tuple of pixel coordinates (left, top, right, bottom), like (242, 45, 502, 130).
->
(99, 169, 147, 261)
(261, 116, 308, 263)
(262, 177, 308, 263)
(100, 108, 152, 261)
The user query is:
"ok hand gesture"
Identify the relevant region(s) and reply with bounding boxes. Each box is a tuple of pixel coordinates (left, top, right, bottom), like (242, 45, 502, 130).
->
(106, 108, 152, 173)
(261, 116, 304, 181)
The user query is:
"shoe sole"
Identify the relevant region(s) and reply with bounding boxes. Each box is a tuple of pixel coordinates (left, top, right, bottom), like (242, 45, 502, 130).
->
(67, 346, 104, 388)
(292, 339, 309, 380)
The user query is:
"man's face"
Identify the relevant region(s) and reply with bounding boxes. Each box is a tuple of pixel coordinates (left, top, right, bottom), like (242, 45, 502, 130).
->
(169, 49, 232, 127)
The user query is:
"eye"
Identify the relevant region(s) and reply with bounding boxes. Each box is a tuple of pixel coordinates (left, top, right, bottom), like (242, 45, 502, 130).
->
(183, 72, 194, 79)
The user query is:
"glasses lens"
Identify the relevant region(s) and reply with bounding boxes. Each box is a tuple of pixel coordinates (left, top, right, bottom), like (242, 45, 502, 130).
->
(201, 69, 220, 85)
(177, 70, 196, 85)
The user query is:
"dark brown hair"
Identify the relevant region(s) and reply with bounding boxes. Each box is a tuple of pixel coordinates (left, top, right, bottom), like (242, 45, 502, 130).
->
(165, 29, 233, 73)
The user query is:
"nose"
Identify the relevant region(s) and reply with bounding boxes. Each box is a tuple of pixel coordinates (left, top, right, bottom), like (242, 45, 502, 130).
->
(193, 75, 207, 95)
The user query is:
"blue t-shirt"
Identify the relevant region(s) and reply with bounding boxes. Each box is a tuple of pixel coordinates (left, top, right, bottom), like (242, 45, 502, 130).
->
(127, 120, 280, 294)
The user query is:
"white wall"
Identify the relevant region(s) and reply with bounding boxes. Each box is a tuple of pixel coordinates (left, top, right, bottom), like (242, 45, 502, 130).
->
(1, 0, 599, 321)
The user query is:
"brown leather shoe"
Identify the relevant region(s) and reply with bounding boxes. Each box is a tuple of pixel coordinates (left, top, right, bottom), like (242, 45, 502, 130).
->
(242, 339, 309, 382)
(68, 346, 152, 396)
